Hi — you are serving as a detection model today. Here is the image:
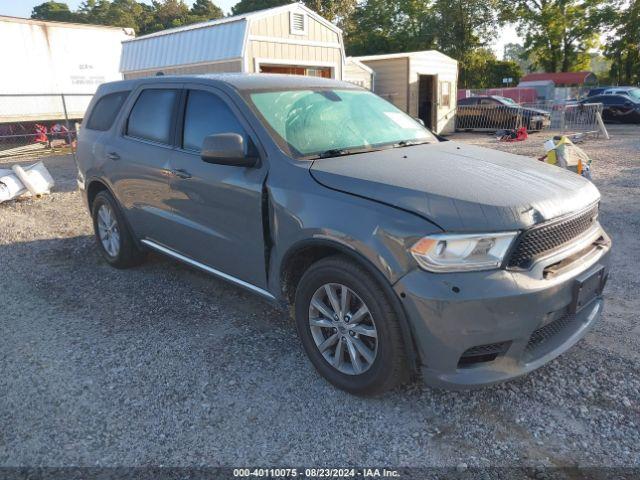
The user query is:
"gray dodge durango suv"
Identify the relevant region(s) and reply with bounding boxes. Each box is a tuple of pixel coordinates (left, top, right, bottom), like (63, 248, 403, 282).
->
(77, 74, 611, 394)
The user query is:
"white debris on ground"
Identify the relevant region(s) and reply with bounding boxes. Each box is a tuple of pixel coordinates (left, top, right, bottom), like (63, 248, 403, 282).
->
(0, 161, 54, 203)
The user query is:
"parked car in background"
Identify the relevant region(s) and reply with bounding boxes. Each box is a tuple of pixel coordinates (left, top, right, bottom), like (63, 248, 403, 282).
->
(587, 86, 640, 101)
(582, 94, 640, 123)
(586, 87, 610, 97)
(602, 87, 640, 101)
(77, 74, 610, 394)
(456, 95, 551, 131)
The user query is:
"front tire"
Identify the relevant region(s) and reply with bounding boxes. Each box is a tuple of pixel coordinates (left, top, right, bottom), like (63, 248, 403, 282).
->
(294, 255, 409, 395)
(91, 190, 146, 268)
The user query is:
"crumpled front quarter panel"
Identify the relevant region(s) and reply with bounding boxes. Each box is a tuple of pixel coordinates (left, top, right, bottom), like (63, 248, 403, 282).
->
(266, 159, 440, 295)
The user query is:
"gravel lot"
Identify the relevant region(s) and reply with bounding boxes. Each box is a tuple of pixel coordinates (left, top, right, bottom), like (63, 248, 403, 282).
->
(0, 126, 638, 472)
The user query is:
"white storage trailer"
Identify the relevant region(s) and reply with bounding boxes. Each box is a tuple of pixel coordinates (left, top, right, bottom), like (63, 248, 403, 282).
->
(356, 51, 458, 134)
(0, 16, 134, 123)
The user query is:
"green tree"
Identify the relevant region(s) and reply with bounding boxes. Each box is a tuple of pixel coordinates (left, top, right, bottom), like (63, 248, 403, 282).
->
(507, 0, 603, 72)
(503, 42, 533, 73)
(304, 0, 357, 23)
(231, 0, 356, 24)
(31, 1, 77, 22)
(189, 0, 224, 21)
(76, 0, 153, 31)
(486, 59, 522, 86)
(231, 0, 288, 16)
(452, 48, 522, 88)
(344, 0, 434, 56)
(604, 0, 640, 85)
(432, 0, 501, 62)
(146, 0, 191, 31)
(430, 0, 504, 87)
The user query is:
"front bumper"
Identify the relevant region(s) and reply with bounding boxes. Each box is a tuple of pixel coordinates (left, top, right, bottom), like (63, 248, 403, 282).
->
(394, 227, 611, 389)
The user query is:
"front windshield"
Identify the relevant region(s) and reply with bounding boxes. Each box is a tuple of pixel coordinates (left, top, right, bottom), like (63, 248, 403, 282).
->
(248, 89, 436, 159)
(627, 89, 640, 101)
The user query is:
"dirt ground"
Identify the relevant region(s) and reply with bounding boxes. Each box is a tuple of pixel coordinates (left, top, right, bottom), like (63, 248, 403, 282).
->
(0, 125, 638, 472)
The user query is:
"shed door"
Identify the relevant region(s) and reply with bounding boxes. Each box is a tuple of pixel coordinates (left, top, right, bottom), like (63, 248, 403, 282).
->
(260, 64, 332, 78)
(418, 74, 437, 130)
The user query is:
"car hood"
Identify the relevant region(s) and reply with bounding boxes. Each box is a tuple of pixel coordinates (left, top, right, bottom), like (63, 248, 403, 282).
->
(309, 142, 600, 232)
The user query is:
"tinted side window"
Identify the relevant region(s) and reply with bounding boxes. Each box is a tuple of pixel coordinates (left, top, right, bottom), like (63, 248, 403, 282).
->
(458, 98, 476, 106)
(479, 98, 498, 105)
(86, 91, 130, 131)
(182, 90, 247, 152)
(126, 89, 178, 144)
(601, 96, 624, 105)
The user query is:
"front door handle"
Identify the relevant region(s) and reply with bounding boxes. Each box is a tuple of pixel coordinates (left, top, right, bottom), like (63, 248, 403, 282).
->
(171, 168, 192, 179)
(107, 152, 120, 161)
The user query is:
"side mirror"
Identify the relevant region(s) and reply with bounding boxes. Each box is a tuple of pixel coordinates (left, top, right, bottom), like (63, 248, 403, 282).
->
(414, 117, 426, 126)
(201, 133, 257, 167)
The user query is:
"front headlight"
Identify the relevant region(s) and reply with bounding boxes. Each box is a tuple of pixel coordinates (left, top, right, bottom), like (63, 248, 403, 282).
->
(410, 232, 519, 272)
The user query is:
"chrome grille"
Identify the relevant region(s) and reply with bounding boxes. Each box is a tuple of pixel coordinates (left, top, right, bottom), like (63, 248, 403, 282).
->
(508, 204, 599, 269)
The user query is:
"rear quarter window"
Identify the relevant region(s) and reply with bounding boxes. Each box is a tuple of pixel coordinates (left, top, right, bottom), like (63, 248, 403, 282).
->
(85, 91, 130, 131)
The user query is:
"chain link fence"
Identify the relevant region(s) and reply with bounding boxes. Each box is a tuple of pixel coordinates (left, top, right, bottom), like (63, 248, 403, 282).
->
(455, 101, 606, 137)
(0, 94, 93, 159)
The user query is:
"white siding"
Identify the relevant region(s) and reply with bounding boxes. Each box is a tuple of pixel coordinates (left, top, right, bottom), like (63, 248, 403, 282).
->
(357, 51, 458, 133)
(121, 20, 246, 74)
(358, 57, 409, 111)
(344, 58, 373, 89)
(246, 40, 342, 78)
(408, 51, 458, 134)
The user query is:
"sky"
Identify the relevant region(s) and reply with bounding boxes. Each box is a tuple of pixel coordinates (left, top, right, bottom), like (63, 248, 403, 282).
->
(0, 0, 520, 58)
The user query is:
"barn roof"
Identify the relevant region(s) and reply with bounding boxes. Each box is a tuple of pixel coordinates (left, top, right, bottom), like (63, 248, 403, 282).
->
(356, 50, 457, 65)
(520, 71, 597, 85)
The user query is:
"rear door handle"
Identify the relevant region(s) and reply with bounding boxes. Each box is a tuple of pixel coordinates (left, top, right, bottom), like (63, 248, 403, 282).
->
(171, 168, 192, 179)
(107, 152, 120, 161)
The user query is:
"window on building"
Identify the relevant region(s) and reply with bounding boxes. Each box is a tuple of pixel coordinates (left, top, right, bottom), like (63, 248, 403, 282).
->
(182, 90, 247, 152)
(439, 81, 452, 108)
(86, 91, 130, 131)
(126, 89, 178, 144)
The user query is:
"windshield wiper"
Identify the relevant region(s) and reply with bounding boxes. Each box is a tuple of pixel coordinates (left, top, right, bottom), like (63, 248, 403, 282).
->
(313, 146, 380, 159)
(392, 140, 431, 148)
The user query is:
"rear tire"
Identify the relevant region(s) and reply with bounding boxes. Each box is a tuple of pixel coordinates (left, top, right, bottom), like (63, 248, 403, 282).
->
(91, 190, 146, 269)
(294, 255, 409, 395)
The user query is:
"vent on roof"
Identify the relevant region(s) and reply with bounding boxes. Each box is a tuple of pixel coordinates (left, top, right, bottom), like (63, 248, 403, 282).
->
(290, 12, 307, 35)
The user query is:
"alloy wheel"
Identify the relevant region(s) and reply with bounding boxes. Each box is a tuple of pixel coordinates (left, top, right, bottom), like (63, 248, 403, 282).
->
(308, 283, 378, 375)
(97, 204, 120, 257)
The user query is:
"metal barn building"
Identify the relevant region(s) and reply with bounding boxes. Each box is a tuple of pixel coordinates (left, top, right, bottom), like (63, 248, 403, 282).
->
(120, 3, 346, 80)
(356, 51, 458, 134)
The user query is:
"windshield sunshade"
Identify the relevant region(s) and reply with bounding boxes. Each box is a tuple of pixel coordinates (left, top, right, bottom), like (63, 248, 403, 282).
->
(249, 89, 435, 159)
